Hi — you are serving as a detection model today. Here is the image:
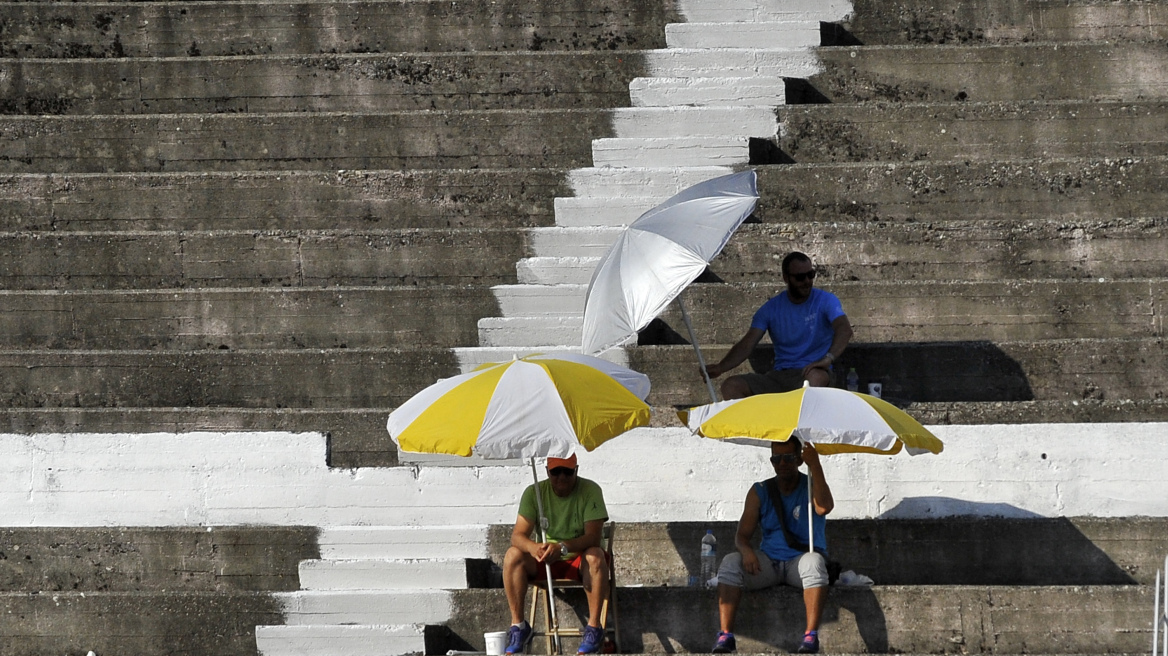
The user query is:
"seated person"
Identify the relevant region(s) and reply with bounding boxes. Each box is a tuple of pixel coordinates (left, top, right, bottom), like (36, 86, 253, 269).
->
(711, 439, 835, 654)
(502, 453, 610, 655)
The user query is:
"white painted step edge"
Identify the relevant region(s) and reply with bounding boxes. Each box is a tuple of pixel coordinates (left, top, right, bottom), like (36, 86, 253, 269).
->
(318, 525, 490, 559)
(256, 623, 425, 656)
(298, 558, 472, 590)
(567, 166, 734, 197)
(665, 21, 822, 49)
(593, 136, 754, 168)
(630, 76, 786, 107)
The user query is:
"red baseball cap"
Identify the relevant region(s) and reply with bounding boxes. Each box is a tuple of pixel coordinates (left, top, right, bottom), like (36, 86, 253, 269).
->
(546, 453, 578, 469)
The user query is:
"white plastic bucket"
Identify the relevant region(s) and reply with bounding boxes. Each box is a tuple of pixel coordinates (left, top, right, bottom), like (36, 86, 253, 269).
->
(484, 630, 508, 655)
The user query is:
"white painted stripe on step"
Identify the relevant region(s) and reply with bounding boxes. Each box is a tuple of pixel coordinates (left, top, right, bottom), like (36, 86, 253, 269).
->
(528, 226, 624, 257)
(318, 525, 490, 559)
(553, 197, 661, 228)
(610, 106, 777, 138)
(666, 21, 822, 49)
(452, 346, 630, 373)
(516, 256, 600, 285)
(593, 136, 753, 168)
(645, 48, 823, 78)
(678, 0, 852, 23)
(630, 76, 787, 107)
(478, 316, 585, 347)
(567, 166, 733, 197)
(275, 590, 452, 625)
(299, 558, 469, 590)
(256, 623, 425, 656)
(491, 284, 589, 316)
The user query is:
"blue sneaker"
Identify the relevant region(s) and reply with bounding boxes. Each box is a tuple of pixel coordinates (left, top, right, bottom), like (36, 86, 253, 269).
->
(796, 631, 819, 654)
(577, 625, 604, 654)
(711, 631, 736, 653)
(505, 621, 532, 654)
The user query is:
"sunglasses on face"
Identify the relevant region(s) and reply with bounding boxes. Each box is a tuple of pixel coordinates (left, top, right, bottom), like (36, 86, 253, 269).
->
(548, 467, 577, 478)
(788, 270, 817, 282)
(770, 454, 800, 465)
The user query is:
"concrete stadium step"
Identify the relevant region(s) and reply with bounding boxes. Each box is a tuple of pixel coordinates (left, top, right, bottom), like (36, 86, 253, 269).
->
(632, 337, 1168, 407)
(0, 52, 642, 115)
(318, 525, 489, 560)
(255, 624, 426, 656)
(610, 106, 779, 138)
(630, 76, 787, 107)
(478, 316, 584, 347)
(452, 345, 631, 373)
(298, 558, 474, 590)
(0, 110, 611, 173)
(665, 21, 822, 49)
(528, 227, 623, 257)
(592, 136, 755, 168)
(0, 229, 524, 289)
(778, 100, 1168, 163)
(844, 0, 1168, 45)
(443, 585, 1151, 654)
(566, 166, 733, 198)
(749, 157, 1168, 224)
(644, 47, 824, 79)
(274, 590, 452, 624)
(516, 256, 599, 284)
(491, 284, 586, 316)
(680, 0, 852, 23)
(0, 287, 499, 349)
(0, 348, 461, 408)
(0, 0, 676, 58)
(551, 198, 660, 227)
(0, 170, 565, 231)
(810, 42, 1168, 104)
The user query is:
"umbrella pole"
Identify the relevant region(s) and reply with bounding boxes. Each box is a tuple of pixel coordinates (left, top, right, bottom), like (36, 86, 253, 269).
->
(530, 457, 561, 653)
(807, 473, 814, 555)
(676, 294, 719, 404)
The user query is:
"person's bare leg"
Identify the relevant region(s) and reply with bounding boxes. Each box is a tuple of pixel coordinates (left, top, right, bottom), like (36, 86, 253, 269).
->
(717, 583, 744, 633)
(504, 546, 537, 624)
(804, 368, 831, 387)
(580, 548, 609, 627)
(802, 585, 827, 633)
(721, 376, 753, 400)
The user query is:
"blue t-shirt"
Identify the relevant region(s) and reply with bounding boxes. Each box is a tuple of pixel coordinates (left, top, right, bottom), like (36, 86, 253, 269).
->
(755, 474, 828, 562)
(750, 289, 846, 370)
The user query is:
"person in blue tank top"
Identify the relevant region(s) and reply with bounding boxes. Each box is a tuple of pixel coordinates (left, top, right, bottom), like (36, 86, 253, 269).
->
(710, 438, 835, 655)
(704, 252, 853, 398)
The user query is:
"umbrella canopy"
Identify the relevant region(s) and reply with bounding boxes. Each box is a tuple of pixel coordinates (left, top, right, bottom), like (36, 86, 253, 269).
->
(679, 385, 943, 456)
(581, 170, 759, 356)
(387, 353, 651, 460)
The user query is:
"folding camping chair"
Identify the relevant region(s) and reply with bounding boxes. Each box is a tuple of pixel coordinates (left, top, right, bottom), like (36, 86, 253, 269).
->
(528, 522, 621, 655)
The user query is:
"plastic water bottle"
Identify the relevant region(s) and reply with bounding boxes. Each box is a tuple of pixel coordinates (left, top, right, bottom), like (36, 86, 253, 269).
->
(700, 530, 717, 588)
(846, 367, 859, 392)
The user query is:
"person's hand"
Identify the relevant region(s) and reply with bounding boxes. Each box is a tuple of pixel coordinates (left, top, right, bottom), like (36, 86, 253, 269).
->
(534, 542, 561, 564)
(801, 357, 830, 379)
(801, 443, 821, 469)
(740, 548, 761, 575)
(704, 362, 727, 379)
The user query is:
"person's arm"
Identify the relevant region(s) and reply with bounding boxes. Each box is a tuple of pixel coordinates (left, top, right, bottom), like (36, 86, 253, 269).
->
(560, 518, 605, 555)
(512, 514, 559, 563)
(706, 327, 767, 379)
(735, 487, 763, 574)
(801, 444, 835, 516)
(801, 315, 854, 378)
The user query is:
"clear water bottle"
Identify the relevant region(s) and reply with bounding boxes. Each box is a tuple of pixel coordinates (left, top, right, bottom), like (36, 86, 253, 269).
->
(700, 530, 717, 588)
(846, 367, 859, 392)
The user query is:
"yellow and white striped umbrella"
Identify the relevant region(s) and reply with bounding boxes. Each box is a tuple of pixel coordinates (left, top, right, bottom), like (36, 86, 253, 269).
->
(679, 385, 943, 456)
(387, 353, 651, 460)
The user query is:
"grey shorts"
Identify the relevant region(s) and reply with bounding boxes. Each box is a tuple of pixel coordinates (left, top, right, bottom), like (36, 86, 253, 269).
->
(738, 368, 807, 395)
(716, 550, 828, 590)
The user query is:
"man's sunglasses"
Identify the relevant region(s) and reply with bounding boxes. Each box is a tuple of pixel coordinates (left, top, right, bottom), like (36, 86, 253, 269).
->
(770, 454, 800, 465)
(548, 467, 577, 477)
(788, 270, 817, 282)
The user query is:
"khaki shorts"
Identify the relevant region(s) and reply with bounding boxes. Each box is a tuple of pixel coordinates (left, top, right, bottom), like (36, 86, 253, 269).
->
(738, 368, 807, 395)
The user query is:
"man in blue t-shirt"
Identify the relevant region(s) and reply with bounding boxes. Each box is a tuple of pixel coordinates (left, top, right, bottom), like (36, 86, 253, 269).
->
(705, 252, 853, 398)
(711, 438, 835, 655)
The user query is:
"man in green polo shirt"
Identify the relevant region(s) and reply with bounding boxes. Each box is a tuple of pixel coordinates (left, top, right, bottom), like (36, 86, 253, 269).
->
(502, 453, 609, 655)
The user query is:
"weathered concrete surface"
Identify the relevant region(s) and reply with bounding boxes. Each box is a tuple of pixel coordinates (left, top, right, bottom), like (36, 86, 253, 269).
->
(0, 348, 460, 408)
(0, 287, 499, 348)
(0, 590, 280, 656)
(0, 0, 680, 58)
(0, 52, 645, 114)
(444, 585, 1152, 654)
(632, 338, 1168, 406)
(487, 518, 1168, 586)
(0, 170, 566, 231)
(0, 526, 317, 592)
(0, 110, 612, 173)
(844, 0, 1168, 45)
(751, 157, 1168, 224)
(710, 218, 1168, 282)
(0, 230, 524, 289)
(779, 101, 1168, 163)
(808, 42, 1168, 104)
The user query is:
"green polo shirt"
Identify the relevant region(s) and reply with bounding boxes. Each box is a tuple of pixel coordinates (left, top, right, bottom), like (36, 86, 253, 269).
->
(518, 477, 608, 551)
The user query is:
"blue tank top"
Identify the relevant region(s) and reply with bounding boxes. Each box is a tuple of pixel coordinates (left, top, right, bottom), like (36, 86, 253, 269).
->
(754, 473, 828, 562)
